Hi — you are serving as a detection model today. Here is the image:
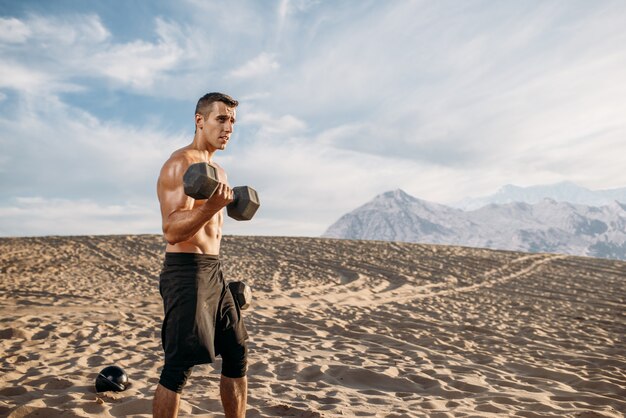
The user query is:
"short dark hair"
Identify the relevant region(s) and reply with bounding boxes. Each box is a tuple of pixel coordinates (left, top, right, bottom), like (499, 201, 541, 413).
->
(195, 92, 239, 118)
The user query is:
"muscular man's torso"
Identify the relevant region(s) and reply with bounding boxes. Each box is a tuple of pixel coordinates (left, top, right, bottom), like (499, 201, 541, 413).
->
(165, 207, 224, 255)
(159, 147, 228, 256)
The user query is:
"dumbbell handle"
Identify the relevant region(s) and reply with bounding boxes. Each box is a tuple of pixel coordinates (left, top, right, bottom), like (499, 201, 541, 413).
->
(228, 189, 243, 205)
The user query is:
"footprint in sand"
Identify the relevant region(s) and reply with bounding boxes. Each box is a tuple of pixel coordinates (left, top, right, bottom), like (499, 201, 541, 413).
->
(262, 403, 322, 418)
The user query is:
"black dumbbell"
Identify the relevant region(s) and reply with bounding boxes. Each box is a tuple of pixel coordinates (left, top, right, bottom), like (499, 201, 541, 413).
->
(228, 281, 252, 310)
(183, 162, 260, 221)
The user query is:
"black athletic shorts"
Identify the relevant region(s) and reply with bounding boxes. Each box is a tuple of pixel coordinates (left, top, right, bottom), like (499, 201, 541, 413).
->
(159, 253, 248, 369)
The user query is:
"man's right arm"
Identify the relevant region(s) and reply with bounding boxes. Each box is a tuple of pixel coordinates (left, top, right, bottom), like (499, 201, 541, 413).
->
(157, 158, 233, 245)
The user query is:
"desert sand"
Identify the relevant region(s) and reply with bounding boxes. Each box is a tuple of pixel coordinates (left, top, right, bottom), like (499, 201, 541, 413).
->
(0, 234, 625, 417)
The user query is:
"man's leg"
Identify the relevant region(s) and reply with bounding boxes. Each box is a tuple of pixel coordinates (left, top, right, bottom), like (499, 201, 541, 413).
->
(153, 383, 180, 418)
(153, 364, 192, 418)
(220, 375, 247, 418)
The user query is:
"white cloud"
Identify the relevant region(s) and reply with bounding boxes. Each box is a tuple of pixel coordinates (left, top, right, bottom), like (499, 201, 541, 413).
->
(0, 93, 188, 204)
(278, 0, 290, 21)
(261, 0, 626, 168)
(90, 39, 184, 88)
(242, 111, 307, 136)
(26, 14, 111, 44)
(229, 53, 280, 79)
(0, 17, 32, 43)
(0, 14, 185, 93)
(0, 197, 159, 236)
(0, 61, 60, 93)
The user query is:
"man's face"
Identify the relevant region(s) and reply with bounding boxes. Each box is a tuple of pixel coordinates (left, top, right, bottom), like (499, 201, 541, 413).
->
(197, 101, 236, 151)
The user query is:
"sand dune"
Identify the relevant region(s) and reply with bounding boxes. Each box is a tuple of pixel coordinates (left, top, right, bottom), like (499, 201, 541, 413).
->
(1, 235, 625, 417)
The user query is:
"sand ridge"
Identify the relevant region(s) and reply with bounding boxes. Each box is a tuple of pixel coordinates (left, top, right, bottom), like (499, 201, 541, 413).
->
(1, 235, 625, 417)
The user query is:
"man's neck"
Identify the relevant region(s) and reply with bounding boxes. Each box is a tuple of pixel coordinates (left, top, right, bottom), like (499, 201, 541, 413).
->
(189, 138, 218, 161)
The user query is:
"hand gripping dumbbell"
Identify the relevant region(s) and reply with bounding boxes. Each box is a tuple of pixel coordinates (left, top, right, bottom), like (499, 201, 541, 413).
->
(228, 281, 252, 310)
(183, 162, 260, 221)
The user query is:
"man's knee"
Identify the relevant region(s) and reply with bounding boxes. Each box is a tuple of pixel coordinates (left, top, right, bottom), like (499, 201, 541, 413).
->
(159, 364, 193, 394)
(221, 341, 247, 379)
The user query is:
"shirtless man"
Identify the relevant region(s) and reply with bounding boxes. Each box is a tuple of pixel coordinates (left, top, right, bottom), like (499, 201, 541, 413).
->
(153, 93, 248, 418)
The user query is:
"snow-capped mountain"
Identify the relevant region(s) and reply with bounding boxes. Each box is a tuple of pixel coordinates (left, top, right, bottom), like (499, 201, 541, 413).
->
(323, 189, 626, 260)
(454, 182, 626, 210)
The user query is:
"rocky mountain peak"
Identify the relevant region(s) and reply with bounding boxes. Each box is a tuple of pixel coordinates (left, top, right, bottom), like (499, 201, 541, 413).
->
(323, 188, 626, 260)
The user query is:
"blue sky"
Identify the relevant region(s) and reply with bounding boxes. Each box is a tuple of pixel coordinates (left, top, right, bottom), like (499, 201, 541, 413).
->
(1, 0, 625, 237)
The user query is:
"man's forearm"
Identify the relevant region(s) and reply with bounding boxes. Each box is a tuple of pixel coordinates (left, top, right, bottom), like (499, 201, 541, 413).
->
(163, 204, 219, 244)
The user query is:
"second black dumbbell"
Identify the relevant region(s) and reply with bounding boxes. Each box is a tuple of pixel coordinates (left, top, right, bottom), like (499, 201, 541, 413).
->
(228, 281, 252, 310)
(183, 162, 260, 221)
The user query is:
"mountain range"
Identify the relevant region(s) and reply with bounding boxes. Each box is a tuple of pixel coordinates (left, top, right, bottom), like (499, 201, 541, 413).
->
(322, 187, 626, 260)
(454, 181, 626, 210)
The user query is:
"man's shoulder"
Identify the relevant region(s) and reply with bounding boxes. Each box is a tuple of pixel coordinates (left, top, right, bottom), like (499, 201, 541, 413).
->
(162, 148, 197, 170)
(158, 149, 191, 183)
(168, 147, 196, 162)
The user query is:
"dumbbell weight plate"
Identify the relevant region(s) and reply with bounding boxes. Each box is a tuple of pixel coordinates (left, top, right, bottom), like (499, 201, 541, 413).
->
(227, 186, 260, 221)
(183, 163, 219, 200)
(228, 281, 252, 310)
